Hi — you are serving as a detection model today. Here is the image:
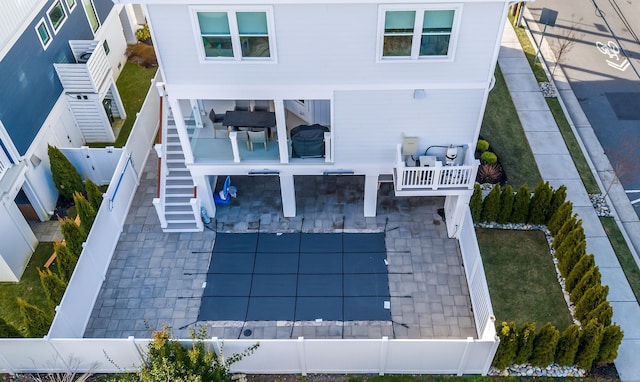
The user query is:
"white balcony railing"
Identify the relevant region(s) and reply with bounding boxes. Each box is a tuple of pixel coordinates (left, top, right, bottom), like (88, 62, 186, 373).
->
(395, 144, 479, 191)
(54, 40, 111, 95)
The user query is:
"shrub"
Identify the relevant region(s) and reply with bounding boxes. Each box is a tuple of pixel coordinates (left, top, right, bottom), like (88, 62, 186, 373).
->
(54, 241, 78, 283)
(470, 184, 483, 222)
(552, 216, 580, 250)
(557, 238, 586, 277)
(60, 217, 87, 258)
(17, 297, 51, 338)
(497, 185, 514, 224)
(0, 317, 22, 338)
(48, 145, 85, 201)
(514, 322, 536, 364)
(530, 323, 560, 367)
(565, 254, 595, 292)
(117, 326, 258, 382)
(575, 319, 603, 369)
(74, 192, 96, 234)
(85, 178, 103, 212)
(481, 184, 501, 222)
(510, 184, 530, 223)
(528, 181, 552, 224)
(596, 324, 624, 364)
(570, 265, 601, 303)
(493, 321, 518, 369)
(477, 163, 502, 184)
(555, 324, 580, 366)
(135, 23, 151, 42)
(476, 139, 490, 153)
(38, 268, 67, 314)
(587, 301, 613, 327)
(480, 151, 497, 164)
(575, 285, 609, 322)
(548, 201, 573, 236)
(548, 185, 567, 221)
(126, 43, 157, 68)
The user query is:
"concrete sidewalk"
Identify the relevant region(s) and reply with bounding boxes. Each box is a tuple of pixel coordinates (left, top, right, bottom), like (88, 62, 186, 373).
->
(499, 22, 640, 382)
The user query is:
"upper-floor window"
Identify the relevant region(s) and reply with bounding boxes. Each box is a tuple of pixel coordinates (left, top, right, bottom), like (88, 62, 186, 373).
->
(379, 6, 459, 61)
(82, 0, 100, 33)
(65, 0, 77, 12)
(47, 0, 68, 33)
(193, 7, 275, 61)
(35, 18, 52, 49)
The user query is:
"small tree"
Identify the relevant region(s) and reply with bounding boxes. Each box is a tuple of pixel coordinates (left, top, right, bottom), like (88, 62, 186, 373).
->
(481, 184, 501, 222)
(48, 145, 85, 201)
(510, 184, 530, 223)
(514, 322, 536, 364)
(596, 325, 623, 364)
(74, 191, 96, 234)
(497, 184, 515, 224)
(54, 241, 78, 283)
(575, 285, 609, 322)
(552, 216, 580, 250)
(39, 268, 67, 314)
(0, 317, 22, 338)
(555, 324, 580, 366)
(587, 301, 613, 327)
(575, 319, 603, 370)
(528, 181, 552, 224)
(85, 178, 103, 212)
(565, 254, 595, 292)
(17, 297, 51, 338)
(558, 238, 586, 277)
(493, 321, 518, 369)
(547, 185, 567, 222)
(530, 322, 560, 367)
(570, 265, 601, 303)
(470, 183, 483, 222)
(60, 217, 87, 258)
(548, 201, 573, 236)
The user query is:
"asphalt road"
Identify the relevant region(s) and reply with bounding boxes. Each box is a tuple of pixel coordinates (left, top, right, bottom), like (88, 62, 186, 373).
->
(523, 0, 640, 213)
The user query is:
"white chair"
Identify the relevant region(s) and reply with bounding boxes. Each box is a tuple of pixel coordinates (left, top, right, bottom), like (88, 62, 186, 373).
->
(253, 100, 270, 111)
(248, 129, 268, 151)
(234, 100, 250, 111)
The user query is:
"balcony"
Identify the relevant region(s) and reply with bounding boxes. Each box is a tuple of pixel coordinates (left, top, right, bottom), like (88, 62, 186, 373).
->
(393, 144, 479, 194)
(54, 40, 111, 96)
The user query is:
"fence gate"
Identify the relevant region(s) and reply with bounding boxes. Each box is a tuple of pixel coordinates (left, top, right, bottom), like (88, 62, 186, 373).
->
(60, 146, 123, 185)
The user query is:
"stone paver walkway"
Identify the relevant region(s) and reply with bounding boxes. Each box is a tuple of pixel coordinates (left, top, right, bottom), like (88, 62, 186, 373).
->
(84, 155, 476, 340)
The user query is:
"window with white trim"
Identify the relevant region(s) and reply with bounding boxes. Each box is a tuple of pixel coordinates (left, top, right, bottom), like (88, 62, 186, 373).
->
(380, 6, 458, 60)
(66, 0, 77, 12)
(35, 18, 52, 49)
(81, 0, 100, 33)
(47, 0, 68, 33)
(194, 8, 274, 61)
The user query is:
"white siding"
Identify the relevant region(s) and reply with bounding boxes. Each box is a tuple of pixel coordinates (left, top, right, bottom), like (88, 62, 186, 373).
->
(332, 89, 484, 166)
(147, 2, 505, 92)
(0, 0, 46, 60)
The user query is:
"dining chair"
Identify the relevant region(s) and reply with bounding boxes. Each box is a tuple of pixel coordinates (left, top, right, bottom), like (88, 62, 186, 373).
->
(234, 100, 251, 111)
(209, 108, 227, 138)
(253, 100, 270, 111)
(247, 129, 268, 151)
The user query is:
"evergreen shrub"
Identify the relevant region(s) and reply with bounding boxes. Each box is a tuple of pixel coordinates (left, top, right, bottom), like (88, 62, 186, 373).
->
(565, 254, 595, 293)
(596, 325, 624, 364)
(38, 268, 67, 314)
(575, 319, 603, 369)
(588, 301, 613, 327)
(470, 183, 483, 222)
(60, 217, 87, 258)
(54, 241, 78, 283)
(548, 185, 567, 221)
(481, 184, 501, 222)
(570, 266, 601, 303)
(510, 184, 530, 223)
(528, 181, 552, 224)
(548, 201, 573, 236)
(480, 151, 497, 164)
(514, 322, 536, 364)
(575, 285, 609, 322)
(0, 317, 22, 338)
(85, 178, 104, 212)
(17, 297, 51, 338)
(497, 184, 514, 224)
(476, 139, 490, 153)
(529, 323, 560, 367)
(555, 324, 580, 366)
(493, 321, 518, 369)
(73, 192, 96, 234)
(48, 145, 85, 201)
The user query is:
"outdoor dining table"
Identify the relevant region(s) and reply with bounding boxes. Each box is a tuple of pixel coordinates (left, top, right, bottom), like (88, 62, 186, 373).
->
(222, 110, 276, 129)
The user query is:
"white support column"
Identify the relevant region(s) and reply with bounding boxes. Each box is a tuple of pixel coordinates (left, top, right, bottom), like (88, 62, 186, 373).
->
(444, 192, 471, 238)
(229, 132, 240, 163)
(274, 99, 289, 163)
(279, 173, 296, 217)
(364, 174, 378, 217)
(193, 174, 216, 218)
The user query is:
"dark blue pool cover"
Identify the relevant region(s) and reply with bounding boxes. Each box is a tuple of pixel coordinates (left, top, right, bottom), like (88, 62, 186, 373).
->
(198, 233, 391, 322)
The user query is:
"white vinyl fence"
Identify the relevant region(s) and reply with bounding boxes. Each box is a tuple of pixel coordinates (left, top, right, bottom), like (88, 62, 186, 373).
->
(60, 146, 123, 185)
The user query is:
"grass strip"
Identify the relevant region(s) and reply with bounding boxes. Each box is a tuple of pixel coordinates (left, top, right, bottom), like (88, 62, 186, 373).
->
(0, 242, 55, 333)
(599, 217, 640, 303)
(476, 228, 573, 331)
(480, 65, 542, 189)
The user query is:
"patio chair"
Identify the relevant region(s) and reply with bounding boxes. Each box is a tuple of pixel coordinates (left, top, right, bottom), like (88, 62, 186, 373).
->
(248, 129, 268, 151)
(234, 100, 250, 111)
(253, 100, 270, 111)
(209, 108, 227, 138)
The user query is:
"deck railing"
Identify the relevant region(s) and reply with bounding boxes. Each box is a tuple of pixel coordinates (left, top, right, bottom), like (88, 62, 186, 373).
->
(395, 144, 479, 191)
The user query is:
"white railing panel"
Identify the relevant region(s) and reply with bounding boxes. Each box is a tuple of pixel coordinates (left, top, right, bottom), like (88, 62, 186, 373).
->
(48, 338, 145, 372)
(222, 339, 303, 374)
(0, 339, 61, 373)
(304, 340, 380, 373)
(386, 340, 467, 373)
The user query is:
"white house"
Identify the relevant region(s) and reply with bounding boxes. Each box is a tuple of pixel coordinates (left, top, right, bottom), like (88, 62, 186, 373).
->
(0, 0, 145, 281)
(109, 0, 510, 235)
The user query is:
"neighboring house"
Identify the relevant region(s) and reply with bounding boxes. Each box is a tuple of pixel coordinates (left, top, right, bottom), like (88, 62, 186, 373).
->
(110, 0, 510, 234)
(0, 0, 145, 281)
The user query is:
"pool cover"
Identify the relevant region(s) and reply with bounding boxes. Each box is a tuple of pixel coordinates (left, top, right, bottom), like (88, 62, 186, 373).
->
(198, 233, 391, 322)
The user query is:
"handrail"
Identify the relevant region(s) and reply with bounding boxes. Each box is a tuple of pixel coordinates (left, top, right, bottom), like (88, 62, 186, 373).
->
(108, 154, 132, 211)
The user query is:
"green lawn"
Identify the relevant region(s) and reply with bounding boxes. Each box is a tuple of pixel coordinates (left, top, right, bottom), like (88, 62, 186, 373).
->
(480, 65, 542, 189)
(600, 217, 640, 303)
(0, 242, 56, 334)
(476, 228, 573, 331)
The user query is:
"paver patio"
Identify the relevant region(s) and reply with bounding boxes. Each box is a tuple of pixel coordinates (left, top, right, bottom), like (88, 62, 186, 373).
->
(84, 153, 476, 340)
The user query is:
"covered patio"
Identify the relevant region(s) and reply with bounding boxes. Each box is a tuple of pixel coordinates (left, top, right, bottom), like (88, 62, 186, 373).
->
(84, 154, 476, 340)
